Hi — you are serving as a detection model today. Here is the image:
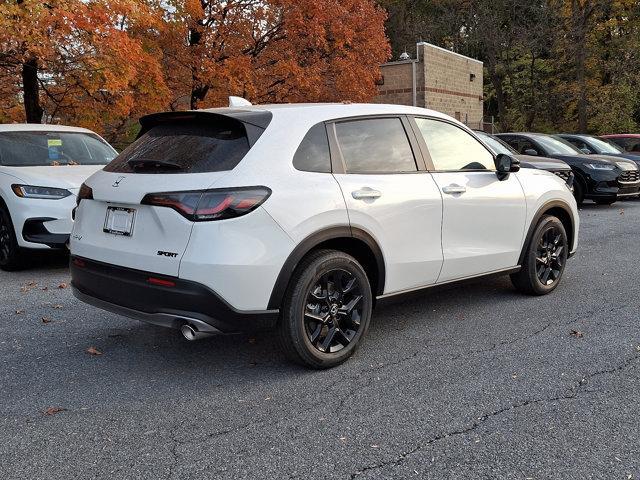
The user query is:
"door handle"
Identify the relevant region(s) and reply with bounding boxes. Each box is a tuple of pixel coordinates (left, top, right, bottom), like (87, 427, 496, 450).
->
(351, 188, 382, 200)
(352, 188, 382, 200)
(442, 184, 466, 195)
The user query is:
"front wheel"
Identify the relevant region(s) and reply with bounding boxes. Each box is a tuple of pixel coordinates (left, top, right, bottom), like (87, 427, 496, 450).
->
(277, 249, 373, 369)
(0, 206, 24, 271)
(511, 215, 568, 295)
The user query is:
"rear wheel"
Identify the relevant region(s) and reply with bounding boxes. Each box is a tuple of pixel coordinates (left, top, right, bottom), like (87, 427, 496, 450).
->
(0, 206, 24, 271)
(278, 249, 373, 369)
(511, 215, 568, 295)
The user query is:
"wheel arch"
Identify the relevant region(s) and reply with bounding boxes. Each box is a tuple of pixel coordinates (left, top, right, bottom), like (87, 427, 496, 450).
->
(267, 226, 386, 310)
(518, 200, 575, 265)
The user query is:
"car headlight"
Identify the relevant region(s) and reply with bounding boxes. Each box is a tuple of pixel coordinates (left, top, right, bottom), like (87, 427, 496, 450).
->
(585, 163, 615, 171)
(615, 161, 636, 171)
(11, 184, 72, 200)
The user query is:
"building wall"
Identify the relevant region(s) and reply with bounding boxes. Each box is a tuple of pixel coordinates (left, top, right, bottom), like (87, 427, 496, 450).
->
(374, 42, 484, 128)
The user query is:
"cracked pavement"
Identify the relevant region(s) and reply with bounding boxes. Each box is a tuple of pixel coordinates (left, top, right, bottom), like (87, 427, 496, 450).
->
(1, 201, 639, 479)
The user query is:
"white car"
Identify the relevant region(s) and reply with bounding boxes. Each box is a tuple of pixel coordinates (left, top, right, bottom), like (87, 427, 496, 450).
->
(70, 101, 579, 368)
(0, 124, 116, 270)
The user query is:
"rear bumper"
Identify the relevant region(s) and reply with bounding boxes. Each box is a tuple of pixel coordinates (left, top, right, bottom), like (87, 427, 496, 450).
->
(70, 256, 279, 333)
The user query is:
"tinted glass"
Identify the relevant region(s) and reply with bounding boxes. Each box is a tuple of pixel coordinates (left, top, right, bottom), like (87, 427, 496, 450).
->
(415, 118, 494, 171)
(335, 118, 417, 173)
(0, 131, 116, 166)
(532, 135, 580, 155)
(584, 136, 624, 154)
(474, 131, 515, 155)
(104, 120, 250, 174)
(292, 123, 331, 173)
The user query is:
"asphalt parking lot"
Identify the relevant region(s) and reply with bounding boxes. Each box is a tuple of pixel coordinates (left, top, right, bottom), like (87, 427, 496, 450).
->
(1, 201, 639, 480)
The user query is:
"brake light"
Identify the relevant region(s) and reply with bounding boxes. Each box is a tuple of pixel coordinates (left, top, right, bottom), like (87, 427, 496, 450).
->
(77, 183, 93, 206)
(141, 187, 271, 222)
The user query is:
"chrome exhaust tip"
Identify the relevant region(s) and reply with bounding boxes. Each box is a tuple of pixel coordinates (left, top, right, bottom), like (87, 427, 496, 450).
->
(180, 324, 212, 341)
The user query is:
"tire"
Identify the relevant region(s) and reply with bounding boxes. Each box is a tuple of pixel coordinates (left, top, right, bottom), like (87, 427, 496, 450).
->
(595, 198, 616, 205)
(277, 249, 373, 369)
(510, 215, 568, 296)
(0, 206, 24, 271)
(572, 178, 585, 205)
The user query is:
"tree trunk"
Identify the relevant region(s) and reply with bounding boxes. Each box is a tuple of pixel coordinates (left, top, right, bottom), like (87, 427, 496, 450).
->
(486, 59, 509, 132)
(22, 58, 43, 123)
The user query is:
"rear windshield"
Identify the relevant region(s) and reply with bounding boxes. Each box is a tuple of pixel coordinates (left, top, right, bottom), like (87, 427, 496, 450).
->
(0, 131, 116, 166)
(104, 120, 251, 174)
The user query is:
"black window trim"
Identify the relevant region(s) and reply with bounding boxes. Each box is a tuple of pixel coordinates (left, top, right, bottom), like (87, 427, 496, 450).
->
(326, 115, 428, 175)
(409, 115, 498, 173)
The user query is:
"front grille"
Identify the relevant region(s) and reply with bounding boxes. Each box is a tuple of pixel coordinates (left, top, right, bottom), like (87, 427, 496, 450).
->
(553, 170, 571, 182)
(619, 170, 640, 184)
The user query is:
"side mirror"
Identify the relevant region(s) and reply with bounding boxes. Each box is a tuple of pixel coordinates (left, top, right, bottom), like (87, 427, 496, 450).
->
(580, 148, 591, 155)
(495, 153, 520, 180)
(524, 148, 538, 156)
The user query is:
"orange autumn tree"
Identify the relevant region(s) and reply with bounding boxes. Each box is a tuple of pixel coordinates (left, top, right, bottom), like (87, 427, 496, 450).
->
(161, 0, 390, 109)
(0, 0, 168, 144)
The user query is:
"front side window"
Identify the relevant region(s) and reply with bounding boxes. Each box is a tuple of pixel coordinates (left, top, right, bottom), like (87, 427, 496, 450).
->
(414, 118, 494, 171)
(335, 118, 417, 173)
(292, 123, 331, 173)
(0, 131, 116, 166)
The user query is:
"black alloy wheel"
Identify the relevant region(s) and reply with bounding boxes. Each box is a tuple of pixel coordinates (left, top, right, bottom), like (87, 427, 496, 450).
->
(304, 269, 363, 354)
(511, 215, 568, 295)
(535, 226, 565, 286)
(0, 207, 22, 271)
(278, 249, 372, 369)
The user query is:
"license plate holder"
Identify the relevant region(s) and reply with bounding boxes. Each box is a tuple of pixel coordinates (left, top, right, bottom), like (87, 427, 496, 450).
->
(103, 206, 136, 236)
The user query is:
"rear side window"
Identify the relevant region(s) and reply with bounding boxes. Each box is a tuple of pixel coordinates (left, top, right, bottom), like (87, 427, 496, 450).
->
(104, 120, 250, 174)
(414, 118, 494, 171)
(0, 131, 116, 166)
(335, 118, 417, 173)
(292, 123, 331, 173)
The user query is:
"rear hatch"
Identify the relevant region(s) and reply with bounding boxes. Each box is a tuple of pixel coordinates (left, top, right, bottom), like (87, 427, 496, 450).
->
(71, 110, 272, 276)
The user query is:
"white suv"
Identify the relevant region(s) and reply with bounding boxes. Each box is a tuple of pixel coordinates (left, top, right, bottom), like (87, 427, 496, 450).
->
(0, 124, 116, 270)
(70, 102, 579, 368)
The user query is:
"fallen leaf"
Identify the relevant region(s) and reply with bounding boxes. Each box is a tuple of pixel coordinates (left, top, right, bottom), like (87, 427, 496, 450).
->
(42, 286, 48, 291)
(44, 407, 66, 416)
(619, 209, 624, 215)
(86, 346, 103, 356)
(570, 330, 584, 338)
(371, 444, 379, 448)
(52, 304, 63, 309)
(15, 309, 24, 315)
(41, 317, 52, 324)
(57, 283, 68, 289)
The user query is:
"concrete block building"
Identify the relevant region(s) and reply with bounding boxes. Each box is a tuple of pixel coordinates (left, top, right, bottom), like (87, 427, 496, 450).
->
(374, 42, 484, 128)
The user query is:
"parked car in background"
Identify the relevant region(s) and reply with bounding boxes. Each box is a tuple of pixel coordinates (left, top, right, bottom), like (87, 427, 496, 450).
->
(475, 131, 574, 190)
(0, 124, 117, 270)
(70, 102, 578, 369)
(496, 132, 640, 205)
(600, 134, 640, 156)
(558, 133, 640, 167)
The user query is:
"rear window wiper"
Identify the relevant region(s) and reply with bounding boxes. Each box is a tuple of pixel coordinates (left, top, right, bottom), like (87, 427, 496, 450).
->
(127, 159, 183, 170)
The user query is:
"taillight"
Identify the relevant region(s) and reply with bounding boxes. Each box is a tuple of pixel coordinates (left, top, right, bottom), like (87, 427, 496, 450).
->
(141, 187, 271, 222)
(77, 183, 93, 206)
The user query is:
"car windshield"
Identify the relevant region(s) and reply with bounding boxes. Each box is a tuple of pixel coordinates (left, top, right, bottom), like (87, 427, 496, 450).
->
(532, 135, 581, 155)
(474, 131, 515, 155)
(585, 136, 624, 154)
(0, 131, 116, 166)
